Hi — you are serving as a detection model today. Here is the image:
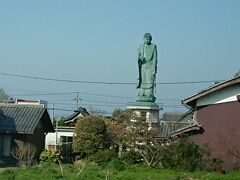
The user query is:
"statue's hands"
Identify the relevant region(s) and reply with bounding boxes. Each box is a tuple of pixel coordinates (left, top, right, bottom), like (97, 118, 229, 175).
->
(138, 57, 145, 64)
(152, 71, 156, 76)
(139, 56, 144, 61)
(141, 57, 146, 63)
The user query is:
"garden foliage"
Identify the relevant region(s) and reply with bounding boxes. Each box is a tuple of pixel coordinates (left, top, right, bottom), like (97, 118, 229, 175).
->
(162, 137, 211, 171)
(39, 149, 61, 163)
(73, 116, 110, 159)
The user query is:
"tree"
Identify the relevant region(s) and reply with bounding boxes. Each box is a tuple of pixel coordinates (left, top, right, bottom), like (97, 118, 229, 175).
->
(126, 115, 167, 167)
(108, 108, 213, 169)
(73, 116, 109, 159)
(219, 129, 240, 169)
(106, 120, 128, 158)
(12, 142, 37, 167)
(106, 109, 133, 158)
(108, 108, 167, 167)
(0, 88, 10, 102)
(112, 108, 132, 123)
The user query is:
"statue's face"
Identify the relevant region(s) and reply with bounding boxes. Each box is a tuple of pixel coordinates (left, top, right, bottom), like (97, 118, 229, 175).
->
(144, 37, 151, 45)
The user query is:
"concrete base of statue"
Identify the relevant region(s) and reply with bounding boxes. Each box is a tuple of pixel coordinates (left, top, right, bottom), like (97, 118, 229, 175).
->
(127, 101, 162, 129)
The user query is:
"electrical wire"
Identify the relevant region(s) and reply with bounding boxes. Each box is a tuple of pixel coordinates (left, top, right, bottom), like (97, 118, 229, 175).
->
(0, 72, 224, 85)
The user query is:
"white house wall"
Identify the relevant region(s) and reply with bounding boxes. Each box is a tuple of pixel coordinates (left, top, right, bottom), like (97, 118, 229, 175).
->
(197, 84, 240, 106)
(45, 129, 74, 149)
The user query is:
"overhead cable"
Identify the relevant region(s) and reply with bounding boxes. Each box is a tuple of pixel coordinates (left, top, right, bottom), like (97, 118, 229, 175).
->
(0, 72, 224, 85)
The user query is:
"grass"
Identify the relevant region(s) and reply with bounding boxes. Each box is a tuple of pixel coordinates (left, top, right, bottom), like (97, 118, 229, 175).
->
(0, 162, 240, 180)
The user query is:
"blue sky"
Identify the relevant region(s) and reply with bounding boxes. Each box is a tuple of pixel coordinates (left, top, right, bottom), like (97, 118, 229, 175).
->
(0, 0, 239, 117)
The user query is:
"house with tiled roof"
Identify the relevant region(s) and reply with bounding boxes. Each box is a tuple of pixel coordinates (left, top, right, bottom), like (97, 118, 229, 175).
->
(44, 107, 89, 151)
(159, 109, 201, 138)
(181, 74, 240, 170)
(0, 104, 54, 165)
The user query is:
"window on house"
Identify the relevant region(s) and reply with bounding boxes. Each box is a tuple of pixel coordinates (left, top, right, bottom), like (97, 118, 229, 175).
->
(0, 135, 11, 156)
(60, 136, 73, 145)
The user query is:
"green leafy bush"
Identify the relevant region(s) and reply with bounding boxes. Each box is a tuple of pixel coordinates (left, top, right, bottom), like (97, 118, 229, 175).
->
(121, 150, 142, 164)
(40, 149, 61, 163)
(59, 143, 73, 163)
(162, 138, 210, 171)
(105, 158, 126, 171)
(88, 149, 117, 164)
(73, 116, 110, 159)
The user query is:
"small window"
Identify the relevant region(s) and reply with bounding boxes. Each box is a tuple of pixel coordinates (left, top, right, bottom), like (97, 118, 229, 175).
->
(60, 136, 73, 145)
(67, 137, 73, 143)
(60, 136, 67, 143)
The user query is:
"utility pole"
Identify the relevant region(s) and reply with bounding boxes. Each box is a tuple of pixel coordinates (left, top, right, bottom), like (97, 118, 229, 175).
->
(52, 103, 58, 151)
(76, 92, 79, 109)
(74, 92, 81, 110)
(52, 103, 54, 124)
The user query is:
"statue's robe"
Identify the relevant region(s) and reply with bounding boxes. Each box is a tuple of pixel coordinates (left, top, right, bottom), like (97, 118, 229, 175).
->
(138, 43, 157, 89)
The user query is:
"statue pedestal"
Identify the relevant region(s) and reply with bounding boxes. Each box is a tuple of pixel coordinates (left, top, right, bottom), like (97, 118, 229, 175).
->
(127, 102, 162, 128)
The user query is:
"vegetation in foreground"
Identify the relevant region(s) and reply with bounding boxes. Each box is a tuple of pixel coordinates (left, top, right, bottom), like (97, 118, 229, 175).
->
(3, 109, 240, 179)
(1, 161, 240, 180)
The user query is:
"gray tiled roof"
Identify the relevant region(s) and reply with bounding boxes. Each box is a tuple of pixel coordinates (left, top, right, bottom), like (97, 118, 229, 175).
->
(159, 109, 197, 138)
(159, 121, 190, 138)
(64, 107, 89, 124)
(0, 104, 54, 134)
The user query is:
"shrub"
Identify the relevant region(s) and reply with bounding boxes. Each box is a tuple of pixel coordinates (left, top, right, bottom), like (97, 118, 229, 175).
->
(59, 143, 73, 163)
(40, 149, 61, 164)
(162, 138, 210, 171)
(105, 158, 126, 171)
(73, 116, 109, 159)
(12, 142, 37, 167)
(121, 150, 142, 164)
(88, 149, 117, 164)
(208, 158, 224, 172)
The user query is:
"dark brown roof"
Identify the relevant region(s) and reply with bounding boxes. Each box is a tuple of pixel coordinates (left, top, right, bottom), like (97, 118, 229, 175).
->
(0, 104, 54, 134)
(64, 107, 89, 124)
(182, 76, 240, 107)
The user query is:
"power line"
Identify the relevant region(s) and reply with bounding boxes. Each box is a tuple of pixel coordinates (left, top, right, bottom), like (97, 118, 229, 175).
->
(10, 91, 183, 103)
(48, 102, 75, 106)
(0, 72, 224, 85)
(0, 72, 134, 84)
(47, 105, 185, 112)
(10, 91, 133, 99)
(48, 101, 184, 107)
(82, 103, 125, 107)
(81, 99, 126, 105)
(47, 108, 74, 112)
(11, 92, 76, 96)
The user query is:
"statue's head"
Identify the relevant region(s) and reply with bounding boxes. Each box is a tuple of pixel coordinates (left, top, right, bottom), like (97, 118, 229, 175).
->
(143, 33, 152, 44)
